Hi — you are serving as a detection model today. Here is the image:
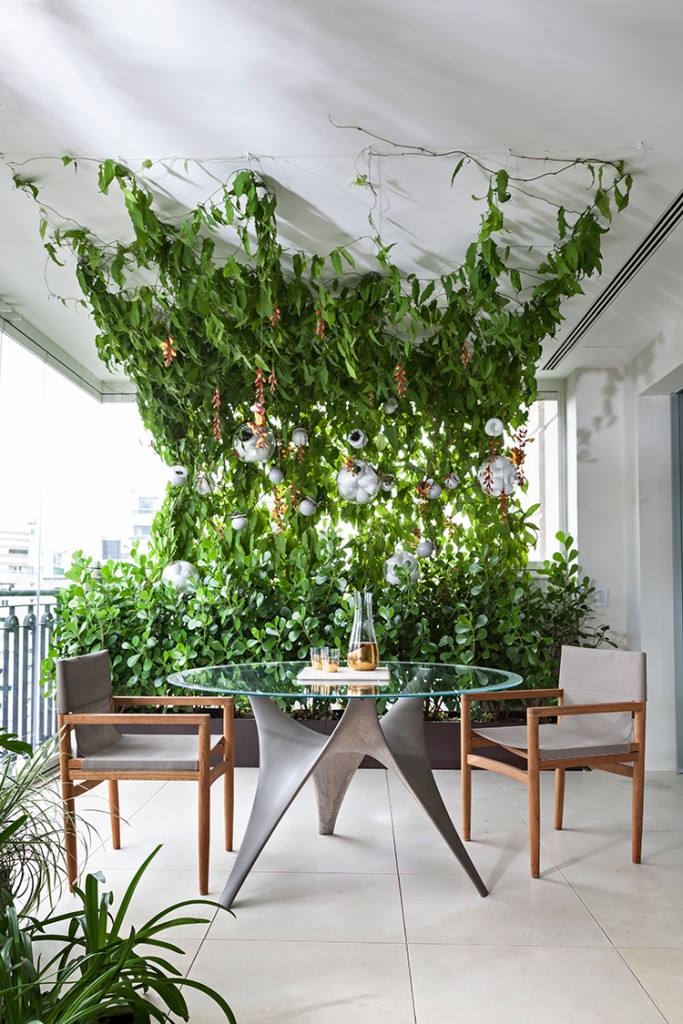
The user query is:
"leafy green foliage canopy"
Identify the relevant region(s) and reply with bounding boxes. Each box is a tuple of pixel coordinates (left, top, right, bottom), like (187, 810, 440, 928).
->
(17, 155, 632, 585)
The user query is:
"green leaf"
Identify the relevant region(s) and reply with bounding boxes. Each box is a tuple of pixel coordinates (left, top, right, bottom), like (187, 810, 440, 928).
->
(450, 156, 466, 184)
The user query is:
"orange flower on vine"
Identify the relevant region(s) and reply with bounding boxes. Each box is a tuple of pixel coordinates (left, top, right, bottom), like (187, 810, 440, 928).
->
(212, 386, 222, 441)
(394, 362, 408, 398)
(161, 335, 177, 367)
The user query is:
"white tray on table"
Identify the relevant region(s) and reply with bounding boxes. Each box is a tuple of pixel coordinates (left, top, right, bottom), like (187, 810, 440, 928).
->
(297, 666, 391, 686)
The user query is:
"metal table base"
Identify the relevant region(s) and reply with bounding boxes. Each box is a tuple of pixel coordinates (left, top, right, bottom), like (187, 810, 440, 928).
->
(219, 694, 488, 908)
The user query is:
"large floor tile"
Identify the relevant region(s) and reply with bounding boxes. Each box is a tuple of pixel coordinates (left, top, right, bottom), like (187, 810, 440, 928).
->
(400, 830, 609, 947)
(620, 948, 683, 1024)
(541, 828, 683, 947)
(180, 939, 415, 1024)
(409, 944, 666, 1024)
(208, 871, 405, 943)
(388, 767, 525, 831)
(253, 822, 398, 874)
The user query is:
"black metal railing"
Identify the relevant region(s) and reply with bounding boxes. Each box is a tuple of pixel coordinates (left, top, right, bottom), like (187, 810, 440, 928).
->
(0, 589, 59, 745)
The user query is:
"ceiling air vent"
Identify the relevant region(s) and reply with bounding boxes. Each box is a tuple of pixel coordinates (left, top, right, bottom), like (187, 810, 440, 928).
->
(543, 186, 683, 371)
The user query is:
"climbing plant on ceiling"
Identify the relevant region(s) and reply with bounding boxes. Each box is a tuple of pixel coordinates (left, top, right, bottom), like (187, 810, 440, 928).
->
(13, 151, 632, 589)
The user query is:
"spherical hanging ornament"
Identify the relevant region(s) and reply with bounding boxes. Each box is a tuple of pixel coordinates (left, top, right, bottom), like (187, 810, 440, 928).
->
(161, 560, 198, 592)
(477, 455, 517, 497)
(444, 473, 460, 490)
(416, 538, 436, 558)
(291, 426, 309, 447)
(485, 418, 505, 437)
(233, 423, 276, 464)
(336, 460, 380, 504)
(169, 465, 188, 487)
(347, 428, 368, 450)
(380, 473, 395, 493)
(268, 466, 284, 484)
(427, 480, 442, 500)
(384, 550, 420, 586)
(299, 496, 318, 517)
(383, 398, 398, 415)
(231, 513, 248, 530)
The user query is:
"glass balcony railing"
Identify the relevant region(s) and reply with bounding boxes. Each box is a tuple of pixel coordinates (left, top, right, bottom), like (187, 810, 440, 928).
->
(0, 588, 58, 745)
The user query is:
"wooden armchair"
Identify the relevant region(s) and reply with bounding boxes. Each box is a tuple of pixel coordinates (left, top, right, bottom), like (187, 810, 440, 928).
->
(461, 645, 646, 877)
(56, 649, 234, 895)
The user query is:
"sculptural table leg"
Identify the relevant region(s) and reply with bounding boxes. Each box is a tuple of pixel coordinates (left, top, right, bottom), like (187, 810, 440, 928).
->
(312, 696, 488, 897)
(219, 694, 487, 909)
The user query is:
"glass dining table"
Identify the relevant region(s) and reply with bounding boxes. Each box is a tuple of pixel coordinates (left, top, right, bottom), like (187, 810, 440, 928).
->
(168, 660, 522, 908)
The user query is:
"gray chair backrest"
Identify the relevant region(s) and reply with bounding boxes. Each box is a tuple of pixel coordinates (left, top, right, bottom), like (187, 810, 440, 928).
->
(56, 650, 121, 756)
(559, 645, 646, 745)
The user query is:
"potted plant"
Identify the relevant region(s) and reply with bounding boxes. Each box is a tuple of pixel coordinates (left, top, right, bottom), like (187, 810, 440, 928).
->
(0, 845, 236, 1024)
(0, 729, 92, 916)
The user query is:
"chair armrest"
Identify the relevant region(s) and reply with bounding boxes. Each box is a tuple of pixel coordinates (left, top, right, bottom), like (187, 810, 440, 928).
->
(527, 700, 644, 720)
(59, 712, 211, 726)
(111, 695, 233, 707)
(461, 688, 562, 705)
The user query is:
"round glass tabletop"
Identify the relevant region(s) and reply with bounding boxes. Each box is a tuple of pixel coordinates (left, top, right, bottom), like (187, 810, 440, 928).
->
(168, 660, 522, 700)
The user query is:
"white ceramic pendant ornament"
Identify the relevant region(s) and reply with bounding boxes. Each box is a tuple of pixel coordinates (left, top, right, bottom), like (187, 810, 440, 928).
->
(291, 426, 309, 447)
(477, 455, 517, 496)
(427, 480, 442, 500)
(268, 466, 284, 484)
(383, 398, 398, 414)
(299, 496, 318, 516)
(161, 560, 198, 592)
(380, 473, 395, 492)
(384, 550, 420, 586)
(444, 473, 460, 490)
(169, 465, 188, 487)
(233, 423, 276, 463)
(416, 538, 435, 558)
(336, 460, 380, 504)
(231, 513, 248, 530)
(347, 428, 368, 449)
(484, 418, 505, 437)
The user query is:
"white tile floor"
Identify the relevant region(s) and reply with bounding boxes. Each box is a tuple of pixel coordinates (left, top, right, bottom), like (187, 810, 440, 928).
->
(68, 767, 683, 1024)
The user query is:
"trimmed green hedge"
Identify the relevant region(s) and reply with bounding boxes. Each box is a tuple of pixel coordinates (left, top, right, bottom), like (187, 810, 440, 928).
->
(44, 532, 610, 718)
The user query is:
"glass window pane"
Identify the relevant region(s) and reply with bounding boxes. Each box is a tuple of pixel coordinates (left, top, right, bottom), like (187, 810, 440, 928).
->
(520, 396, 562, 563)
(0, 331, 167, 591)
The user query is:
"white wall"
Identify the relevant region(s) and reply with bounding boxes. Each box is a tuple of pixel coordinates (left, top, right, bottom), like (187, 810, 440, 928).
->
(565, 320, 683, 771)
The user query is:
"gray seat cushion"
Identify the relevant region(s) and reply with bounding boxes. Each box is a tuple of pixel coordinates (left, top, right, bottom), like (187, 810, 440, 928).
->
(472, 721, 633, 761)
(81, 732, 202, 772)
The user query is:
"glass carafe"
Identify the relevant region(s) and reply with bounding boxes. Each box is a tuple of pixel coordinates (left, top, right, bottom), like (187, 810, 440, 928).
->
(347, 590, 379, 671)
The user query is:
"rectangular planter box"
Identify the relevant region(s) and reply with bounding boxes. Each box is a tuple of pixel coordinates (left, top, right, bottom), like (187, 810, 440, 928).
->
(231, 717, 526, 771)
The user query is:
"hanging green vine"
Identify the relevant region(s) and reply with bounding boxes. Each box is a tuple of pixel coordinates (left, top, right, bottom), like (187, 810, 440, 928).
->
(13, 151, 631, 586)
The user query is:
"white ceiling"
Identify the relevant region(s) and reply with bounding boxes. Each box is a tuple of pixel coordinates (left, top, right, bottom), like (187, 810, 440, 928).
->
(1, 0, 683, 398)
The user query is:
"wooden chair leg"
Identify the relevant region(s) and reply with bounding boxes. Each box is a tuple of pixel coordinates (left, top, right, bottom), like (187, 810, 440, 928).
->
(198, 782, 210, 895)
(224, 702, 234, 852)
(554, 768, 566, 830)
(224, 771, 234, 853)
(58, 720, 78, 889)
(632, 706, 646, 863)
(527, 716, 541, 878)
(61, 778, 78, 890)
(198, 720, 211, 895)
(461, 702, 472, 841)
(108, 780, 121, 850)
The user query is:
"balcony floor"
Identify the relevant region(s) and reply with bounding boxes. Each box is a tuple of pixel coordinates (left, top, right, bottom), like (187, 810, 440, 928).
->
(67, 767, 683, 1023)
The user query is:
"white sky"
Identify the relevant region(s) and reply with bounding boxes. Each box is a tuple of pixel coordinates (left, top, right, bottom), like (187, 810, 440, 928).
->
(0, 331, 167, 561)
